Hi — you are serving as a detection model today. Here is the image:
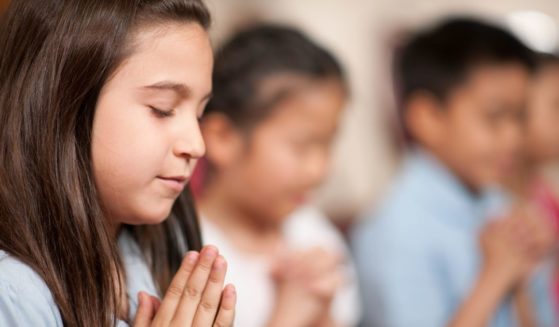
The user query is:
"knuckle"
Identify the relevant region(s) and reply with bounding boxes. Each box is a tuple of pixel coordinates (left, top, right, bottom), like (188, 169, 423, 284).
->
(166, 284, 183, 297)
(213, 320, 229, 327)
(185, 285, 201, 299)
(200, 300, 216, 312)
(198, 261, 213, 272)
(208, 273, 222, 284)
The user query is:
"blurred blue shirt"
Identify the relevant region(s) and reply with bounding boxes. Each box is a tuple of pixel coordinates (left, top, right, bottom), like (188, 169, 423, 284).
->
(352, 149, 556, 327)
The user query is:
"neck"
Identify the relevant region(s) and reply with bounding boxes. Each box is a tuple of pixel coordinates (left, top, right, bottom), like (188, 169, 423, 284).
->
(198, 180, 283, 255)
(108, 220, 123, 239)
(420, 146, 483, 196)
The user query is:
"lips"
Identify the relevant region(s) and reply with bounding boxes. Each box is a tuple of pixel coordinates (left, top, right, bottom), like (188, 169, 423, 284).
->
(157, 175, 189, 193)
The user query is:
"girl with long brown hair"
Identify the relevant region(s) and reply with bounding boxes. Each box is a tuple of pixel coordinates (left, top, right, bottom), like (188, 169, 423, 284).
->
(0, 0, 235, 326)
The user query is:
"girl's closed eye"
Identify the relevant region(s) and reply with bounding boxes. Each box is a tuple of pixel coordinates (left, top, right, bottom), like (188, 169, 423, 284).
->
(149, 105, 174, 118)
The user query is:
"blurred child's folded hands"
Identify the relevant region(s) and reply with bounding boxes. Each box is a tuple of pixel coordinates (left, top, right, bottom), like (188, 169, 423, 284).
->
(267, 248, 345, 327)
(514, 205, 557, 261)
(481, 207, 556, 286)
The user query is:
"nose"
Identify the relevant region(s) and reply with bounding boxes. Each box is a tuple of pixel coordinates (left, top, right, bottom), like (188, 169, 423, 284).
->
(305, 151, 330, 188)
(173, 119, 206, 160)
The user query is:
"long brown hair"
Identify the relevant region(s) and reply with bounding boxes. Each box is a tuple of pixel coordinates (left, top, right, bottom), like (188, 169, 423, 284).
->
(0, 0, 209, 325)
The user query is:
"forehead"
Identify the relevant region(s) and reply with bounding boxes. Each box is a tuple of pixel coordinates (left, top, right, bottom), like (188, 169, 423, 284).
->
(254, 78, 345, 133)
(457, 63, 531, 106)
(106, 22, 213, 96)
(535, 64, 559, 84)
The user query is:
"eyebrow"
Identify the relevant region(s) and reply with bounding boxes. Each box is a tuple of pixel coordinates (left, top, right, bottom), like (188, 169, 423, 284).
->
(142, 81, 212, 101)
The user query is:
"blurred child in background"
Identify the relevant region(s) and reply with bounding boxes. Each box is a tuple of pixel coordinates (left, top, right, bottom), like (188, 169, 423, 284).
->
(505, 53, 559, 313)
(192, 25, 361, 327)
(352, 18, 556, 327)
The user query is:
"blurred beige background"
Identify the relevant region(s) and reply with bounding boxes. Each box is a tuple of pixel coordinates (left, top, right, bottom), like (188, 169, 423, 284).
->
(206, 0, 559, 225)
(2, 0, 556, 225)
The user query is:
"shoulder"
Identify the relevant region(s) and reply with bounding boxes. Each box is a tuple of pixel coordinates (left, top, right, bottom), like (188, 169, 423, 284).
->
(0, 250, 54, 296)
(0, 250, 63, 326)
(353, 195, 434, 250)
(352, 155, 454, 249)
(352, 190, 439, 264)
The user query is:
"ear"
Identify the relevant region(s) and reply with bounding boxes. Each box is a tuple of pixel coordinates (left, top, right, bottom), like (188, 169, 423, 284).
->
(200, 113, 244, 169)
(404, 92, 447, 148)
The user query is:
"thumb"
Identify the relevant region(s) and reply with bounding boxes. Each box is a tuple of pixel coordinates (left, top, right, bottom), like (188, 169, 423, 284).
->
(133, 291, 156, 326)
(147, 294, 161, 313)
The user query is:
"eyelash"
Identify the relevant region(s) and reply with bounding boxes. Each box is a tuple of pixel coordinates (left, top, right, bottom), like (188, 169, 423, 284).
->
(149, 106, 174, 118)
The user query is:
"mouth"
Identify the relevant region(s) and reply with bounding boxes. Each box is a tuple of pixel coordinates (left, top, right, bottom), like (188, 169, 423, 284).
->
(157, 175, 189, 193)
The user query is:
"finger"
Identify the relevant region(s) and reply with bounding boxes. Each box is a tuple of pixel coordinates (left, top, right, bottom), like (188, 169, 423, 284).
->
(508, 222, 534, 251)
(308, 271, 345, 299)
(274, 250, 305, 280)
(522, 203, 544, 221)
(172, 245, 219, 324)
(133, 291, 156, 327)
(192, 255, 228, 326)
(270, 253, 290, 279)
(156, 251, 199, 321)
(213, 284, 236, 327)
(316, 251, 343, 272)
(148, 294, 161, 314)
(486, 219, 501, 231)
(305, 251, 343, 280)
(509, 219, 530, 239)
(289, 248, 328, 278)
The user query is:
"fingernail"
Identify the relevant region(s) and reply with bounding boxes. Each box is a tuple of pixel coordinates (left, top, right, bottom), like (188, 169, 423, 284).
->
(226, 284, 236, 295)
(186, 251, 199, 264)
(203, 245, 218, 258)
(213, 255, 226, 270)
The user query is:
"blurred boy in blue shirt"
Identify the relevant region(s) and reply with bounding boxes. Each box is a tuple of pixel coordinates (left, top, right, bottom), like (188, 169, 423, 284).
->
(353, 18, 556, 327)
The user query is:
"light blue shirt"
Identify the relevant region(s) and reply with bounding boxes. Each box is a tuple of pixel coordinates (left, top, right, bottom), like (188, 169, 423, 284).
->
(0, 231, 159, 326)
(352, 150, 556, 327)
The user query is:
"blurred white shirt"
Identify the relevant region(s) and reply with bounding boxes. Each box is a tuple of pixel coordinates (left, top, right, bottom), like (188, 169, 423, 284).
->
(201, 205, 362, 327)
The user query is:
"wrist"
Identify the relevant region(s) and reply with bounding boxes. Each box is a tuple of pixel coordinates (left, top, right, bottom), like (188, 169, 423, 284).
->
(267, 314, 308, 327)
(267, 303, 310, 327)
(479, 263, 517, 297)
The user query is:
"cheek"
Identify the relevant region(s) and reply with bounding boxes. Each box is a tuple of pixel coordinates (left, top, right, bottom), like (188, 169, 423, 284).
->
(538, 106, 559, 137)
(529, 110, 559, 157)
(251, 139, 303, 188)
(92, 110, 165, 184)
(232, 141, 300, 212)
(465, 108, 520, 159)
(445, 111, 505, 183)
(91, 101, 170, 222)
(230, 140, 309, 220)
(445, 111, 492, 158)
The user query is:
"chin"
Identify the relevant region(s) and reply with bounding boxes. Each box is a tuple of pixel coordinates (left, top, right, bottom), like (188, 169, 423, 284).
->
(271, 204, 299, 222)
(476, 174, 502, 189)
(127, 205, 173, 226)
